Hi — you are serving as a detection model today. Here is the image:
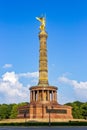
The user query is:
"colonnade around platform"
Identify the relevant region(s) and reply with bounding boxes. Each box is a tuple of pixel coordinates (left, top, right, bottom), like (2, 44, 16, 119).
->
(30, 90, 57, 102)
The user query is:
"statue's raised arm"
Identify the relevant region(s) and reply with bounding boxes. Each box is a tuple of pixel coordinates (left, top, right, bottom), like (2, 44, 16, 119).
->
(36, 17, 46, 31)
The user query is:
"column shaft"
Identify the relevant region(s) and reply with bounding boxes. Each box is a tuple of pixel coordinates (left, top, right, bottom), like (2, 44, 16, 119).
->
(47, 90, 50, 101)
(33, 91, 35, 101)
(42, 90, 44, 101)
(30, 91, 32, 102)
(37, 90, 39, 101)
(38, 31, 49, 86)
(52, 91, 53, 101)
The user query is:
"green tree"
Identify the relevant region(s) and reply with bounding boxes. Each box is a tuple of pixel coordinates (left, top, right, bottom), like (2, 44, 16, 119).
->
(18, 102, 29, 107)
(65, 101, 83, 119)
(81, 103, 87, 119)
(72, 103, 83, 118)
(10, 104, 18, 119)
(0, 104, 9, 119)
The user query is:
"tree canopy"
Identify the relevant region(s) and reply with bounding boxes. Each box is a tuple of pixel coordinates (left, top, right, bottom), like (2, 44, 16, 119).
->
(65, 101, 87, 119)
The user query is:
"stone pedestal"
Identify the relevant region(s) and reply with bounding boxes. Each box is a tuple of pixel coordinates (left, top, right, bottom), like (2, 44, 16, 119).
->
(18, 85, 72, 119)
(29, 85, 72, 119)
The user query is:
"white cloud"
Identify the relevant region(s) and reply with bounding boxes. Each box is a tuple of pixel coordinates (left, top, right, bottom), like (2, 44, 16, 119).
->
(58, 76, 87, 101)
(18, 71, 39, 78)
(58, 76, 87, 89)
(2, 72, 18, 84)
(0, 71, 38, 104)
(3, 64, 12, 68)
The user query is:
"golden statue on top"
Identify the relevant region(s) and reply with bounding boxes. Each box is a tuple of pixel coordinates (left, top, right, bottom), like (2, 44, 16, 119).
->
(36, 17, 46, 31)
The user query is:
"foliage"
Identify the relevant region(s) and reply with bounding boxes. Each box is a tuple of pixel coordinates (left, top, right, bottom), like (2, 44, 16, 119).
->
(0, 102, 28, 119)
(65, 101, 87, 119)
(0, 104, 15, 119)
(0, 104, 8, 119)
(81, 103, 87, 119)
(10, 102, 29, 119)
(10, 104, 18, 119)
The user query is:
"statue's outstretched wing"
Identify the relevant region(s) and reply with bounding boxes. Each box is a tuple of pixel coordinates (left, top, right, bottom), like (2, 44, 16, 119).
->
(36, 17, 43, 23)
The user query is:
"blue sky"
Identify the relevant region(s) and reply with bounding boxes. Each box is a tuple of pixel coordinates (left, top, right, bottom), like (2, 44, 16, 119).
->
(0, 0, 87, 104)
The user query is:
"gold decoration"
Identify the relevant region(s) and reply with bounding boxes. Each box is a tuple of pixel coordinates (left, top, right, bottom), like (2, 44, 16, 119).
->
(36, 17, 46, 31)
